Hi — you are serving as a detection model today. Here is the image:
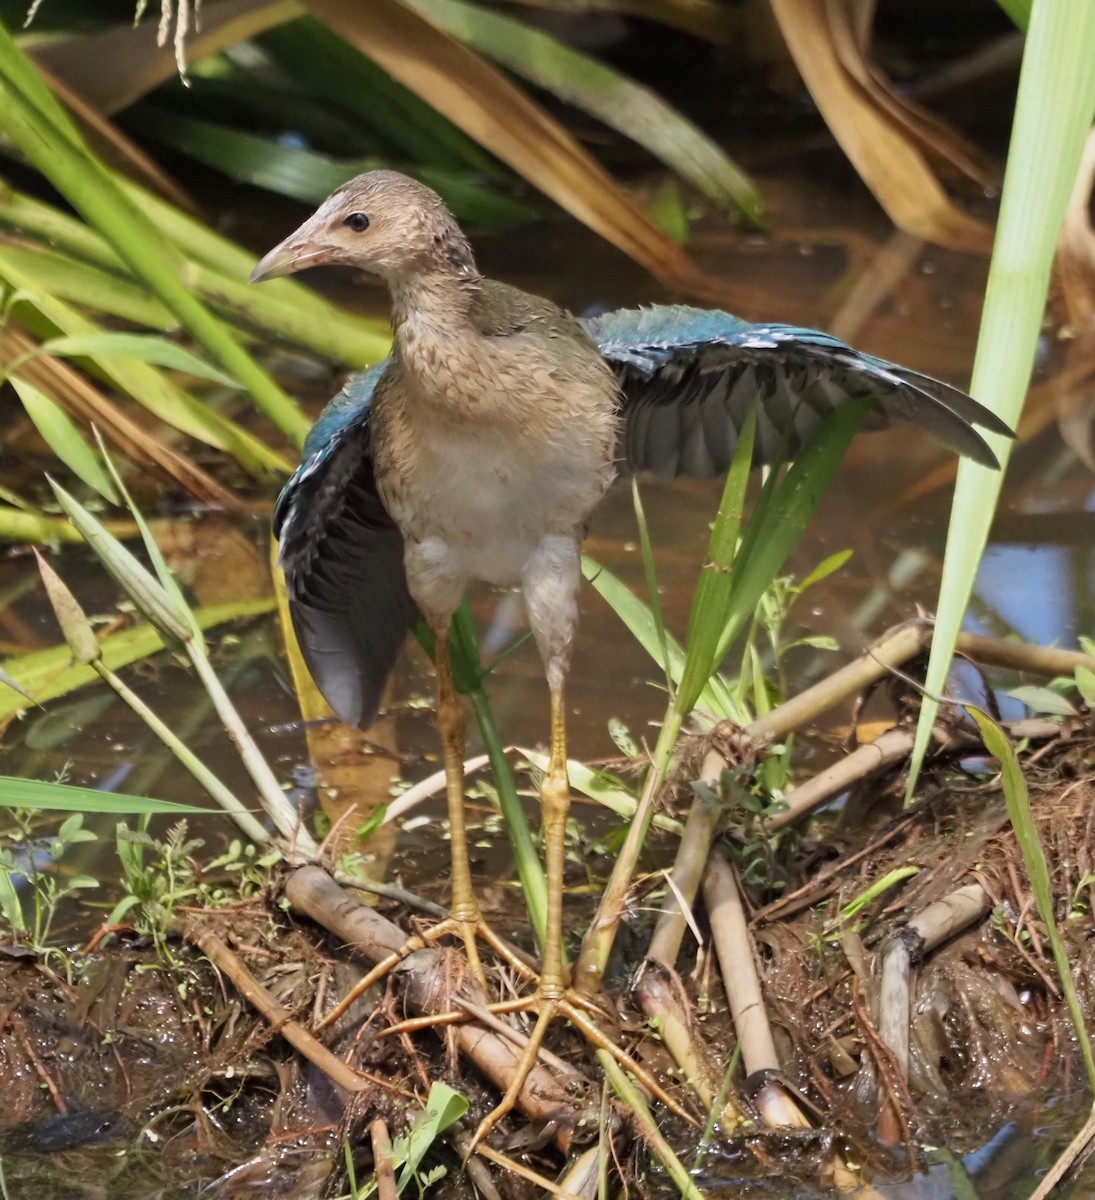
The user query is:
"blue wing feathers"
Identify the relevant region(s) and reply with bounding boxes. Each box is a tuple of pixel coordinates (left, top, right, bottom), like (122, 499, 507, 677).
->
(589, 303, 1011, 475)
(276, 369, 417, 729)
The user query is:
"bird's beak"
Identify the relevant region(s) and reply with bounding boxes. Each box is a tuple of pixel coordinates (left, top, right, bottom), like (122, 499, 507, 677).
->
(249, 223, 333, 283)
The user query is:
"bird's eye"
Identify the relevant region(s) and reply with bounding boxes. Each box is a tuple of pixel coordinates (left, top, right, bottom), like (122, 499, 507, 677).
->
(344, 212, 370, 233)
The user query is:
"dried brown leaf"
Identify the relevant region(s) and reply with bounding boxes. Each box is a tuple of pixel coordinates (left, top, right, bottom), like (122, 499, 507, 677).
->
(831, 0, 998, 190)
(770, 0, 993, 255)
(0, 325, 244, 512)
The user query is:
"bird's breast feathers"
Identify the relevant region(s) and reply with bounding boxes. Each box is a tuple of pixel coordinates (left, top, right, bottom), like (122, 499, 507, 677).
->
(373, 337, 617, 589)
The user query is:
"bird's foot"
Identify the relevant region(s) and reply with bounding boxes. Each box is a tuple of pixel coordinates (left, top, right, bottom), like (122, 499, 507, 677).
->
(313, 909, 535, 1034)
(463, 986, 696, 1156)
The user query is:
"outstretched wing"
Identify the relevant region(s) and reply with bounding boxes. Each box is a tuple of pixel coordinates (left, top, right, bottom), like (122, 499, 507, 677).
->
(584, 304, 1013, 479)
(274, 363, 417, 729)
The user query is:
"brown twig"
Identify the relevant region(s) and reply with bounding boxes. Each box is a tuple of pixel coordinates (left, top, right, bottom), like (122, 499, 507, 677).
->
(369, 1119, 397, 1200)
(182, 919, 369, 1094)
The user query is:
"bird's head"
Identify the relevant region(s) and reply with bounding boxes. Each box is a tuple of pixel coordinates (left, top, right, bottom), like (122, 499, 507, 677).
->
(250, 170, 477, 286)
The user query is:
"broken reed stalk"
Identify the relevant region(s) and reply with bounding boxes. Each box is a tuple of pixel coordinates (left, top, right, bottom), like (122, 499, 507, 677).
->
(703, 852, 869, 1194)
(647, 748, 725, 967)
(747, 622, 1095, 750)
(877, 883, 990, 1084)
(634, 747, 749, 1127)
(369, 1120, 398, 1200)
(764, 728, 914, 831)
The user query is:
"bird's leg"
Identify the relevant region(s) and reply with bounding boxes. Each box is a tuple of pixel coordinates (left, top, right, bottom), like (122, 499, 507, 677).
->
(433, 626, 487, 988)
(465, 536, 577, 1149)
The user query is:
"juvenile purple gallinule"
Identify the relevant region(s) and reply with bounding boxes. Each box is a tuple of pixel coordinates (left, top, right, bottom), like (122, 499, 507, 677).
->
(252, 170, 1009, 1138)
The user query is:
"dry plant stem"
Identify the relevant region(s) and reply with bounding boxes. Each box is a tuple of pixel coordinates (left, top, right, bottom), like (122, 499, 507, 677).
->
(182, 920, 367, 1094)
(702, 853, 869, 1193)
(702, 853, 780, 1078)
(878, 931, 914, 1081)
(381, 753, 491, 825)
(369, 1119, 397, 1200)
(284, 866, 584, 1143)
(633, 962, 746, 1128)
(574, 621, 1086, 997)
(747, 623, 1095, 753)
(647, 748, 724, 967)
(955, 632, 1095, 677)
(188, 651, 317, 854)
(473, 1144, 585, 1200)
(878, 884, 989, 1082)
(330, 869, 445, 918)
(575, 712, 682, 991)
(747, 623, 924, 745)
(909, 883, 989, 949)
(91, 660, 270, 846)
(764, 728, 914, 832)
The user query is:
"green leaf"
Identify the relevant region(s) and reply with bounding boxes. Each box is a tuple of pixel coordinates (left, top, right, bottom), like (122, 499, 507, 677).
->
(393, 1082, 469, 1194)
(676, 404, 756, 715)
(8, 376, 118, 502)
(712, 400, 868, 668)
(519, 748, 683, 836)
(1008, 684, 1077, 717)
(910, 2, 1095, 796)
(33, 333, 240, 388)
(0, 23, 309, 446)
(1076, 665, 1095, 707)
(581, 554, 742, 721)
(0, 777, 209, 814)
(966, 705, 1095, 1091)
(798, 548, 853, 593)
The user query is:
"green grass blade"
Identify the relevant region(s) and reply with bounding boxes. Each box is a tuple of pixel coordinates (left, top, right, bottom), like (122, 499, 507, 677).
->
(0, 238, 292, 476)
(8, 376, 118, 501)
(675, 404, 755, 715)
(448, 603, 546, 943)
(0, 777, 209, 814)
(0, 239, 175, 328)
(257, 17, 505, 180)
(581, 554, 741, 720)
(967, 706, 1095, 1091)
(0, 19, 310, 446)
(630, 478, 674, 700)
(909, 1, 1095, 797)
(712, 401, 867, 666)
(996, 0, 1031, 31)
(33, 332, 240, 387)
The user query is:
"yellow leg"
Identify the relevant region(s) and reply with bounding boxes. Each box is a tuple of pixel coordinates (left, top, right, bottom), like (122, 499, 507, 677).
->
(434, 631, 487, 989)
(468, 684, 570, 1150)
